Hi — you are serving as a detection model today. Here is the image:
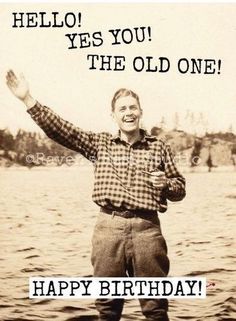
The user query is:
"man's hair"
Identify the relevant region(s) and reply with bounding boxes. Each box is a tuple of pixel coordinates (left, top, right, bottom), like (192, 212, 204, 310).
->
(111, 88, 140, 112)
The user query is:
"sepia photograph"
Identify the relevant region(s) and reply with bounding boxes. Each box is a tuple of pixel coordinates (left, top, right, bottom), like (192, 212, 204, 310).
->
(0, 3, 235, 321)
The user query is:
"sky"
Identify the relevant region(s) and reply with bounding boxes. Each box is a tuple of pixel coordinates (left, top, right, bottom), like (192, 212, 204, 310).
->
(0, 3, 236, 135)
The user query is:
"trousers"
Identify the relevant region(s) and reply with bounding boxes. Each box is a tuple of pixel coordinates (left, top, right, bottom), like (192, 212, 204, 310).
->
(91, 211, 170, 321)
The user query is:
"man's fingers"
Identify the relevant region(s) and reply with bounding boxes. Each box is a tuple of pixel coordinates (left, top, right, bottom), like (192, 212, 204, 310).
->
(152, 183, 165, 188)
(6, 69, 18, 83)
(6, 79, 14, 89)
(149, 171, 166, 179)
(150, 177, 166, 183)
(6, 70, 19, 88)
(6, 78, 17, 89)
(6, 80, 11, 87)
(151, 182, 165, 187)
(9, 69, 16, 78)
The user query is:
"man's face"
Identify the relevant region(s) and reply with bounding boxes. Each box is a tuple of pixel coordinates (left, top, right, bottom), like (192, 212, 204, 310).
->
(112, 95, 142, 134)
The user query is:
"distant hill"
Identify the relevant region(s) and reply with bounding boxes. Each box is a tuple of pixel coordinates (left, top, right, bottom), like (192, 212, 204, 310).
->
(151, 127, 236, 167)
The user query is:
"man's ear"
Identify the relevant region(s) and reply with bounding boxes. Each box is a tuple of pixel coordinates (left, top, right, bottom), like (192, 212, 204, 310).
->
(140, 108, 143, 118)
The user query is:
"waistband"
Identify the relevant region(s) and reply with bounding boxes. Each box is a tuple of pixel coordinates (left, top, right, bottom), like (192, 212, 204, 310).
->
(100, 206, 157, 219)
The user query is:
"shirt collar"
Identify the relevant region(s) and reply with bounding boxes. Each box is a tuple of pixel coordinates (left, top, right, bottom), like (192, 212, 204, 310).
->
(111, 129, 157, 144)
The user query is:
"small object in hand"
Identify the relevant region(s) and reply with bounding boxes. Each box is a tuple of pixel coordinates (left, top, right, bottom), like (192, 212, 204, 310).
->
(142, 170, 153, 176)
(142, 170, 163, 176)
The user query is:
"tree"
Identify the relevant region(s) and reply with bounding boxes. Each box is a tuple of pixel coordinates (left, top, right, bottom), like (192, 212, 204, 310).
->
(173, 112, 180, 131)
(0, 128, 14, 151)
(160, 116, 166, 130)
(190, 137, 202, 167)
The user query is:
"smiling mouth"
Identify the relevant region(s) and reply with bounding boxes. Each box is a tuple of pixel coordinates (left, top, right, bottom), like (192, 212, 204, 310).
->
(123, 118, 136, 123)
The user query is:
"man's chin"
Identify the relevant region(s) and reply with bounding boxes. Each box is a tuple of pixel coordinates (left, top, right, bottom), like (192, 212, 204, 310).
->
(120, 126, 139, 134)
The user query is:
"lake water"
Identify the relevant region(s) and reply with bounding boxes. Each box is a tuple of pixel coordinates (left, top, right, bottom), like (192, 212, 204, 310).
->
(0, 167, 235, 321)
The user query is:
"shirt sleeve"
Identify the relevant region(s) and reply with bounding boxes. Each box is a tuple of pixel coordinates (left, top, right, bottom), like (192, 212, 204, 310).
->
(162, 143, 186, 201)
(27, 101, 99, 161)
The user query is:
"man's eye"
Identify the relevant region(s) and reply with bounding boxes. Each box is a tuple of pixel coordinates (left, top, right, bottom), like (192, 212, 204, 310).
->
(130, 105, 137, 110)
(119, 107, 126, 112)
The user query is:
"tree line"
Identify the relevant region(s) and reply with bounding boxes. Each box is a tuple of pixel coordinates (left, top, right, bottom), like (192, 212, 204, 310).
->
(0, 127, 235, 167)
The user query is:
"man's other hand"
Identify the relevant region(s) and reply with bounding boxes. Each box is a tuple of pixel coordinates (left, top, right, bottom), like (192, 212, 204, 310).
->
(150, 171, 168, 190)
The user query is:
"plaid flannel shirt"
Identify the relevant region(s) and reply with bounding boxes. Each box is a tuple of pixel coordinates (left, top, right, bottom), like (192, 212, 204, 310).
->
(27, 102, 186, 212)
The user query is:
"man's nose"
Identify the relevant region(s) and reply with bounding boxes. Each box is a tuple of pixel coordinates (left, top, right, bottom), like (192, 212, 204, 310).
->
(125, 107, 133, 115)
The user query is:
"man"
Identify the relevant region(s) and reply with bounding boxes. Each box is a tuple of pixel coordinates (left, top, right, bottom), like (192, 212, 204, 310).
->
(6, 70, 186, 321)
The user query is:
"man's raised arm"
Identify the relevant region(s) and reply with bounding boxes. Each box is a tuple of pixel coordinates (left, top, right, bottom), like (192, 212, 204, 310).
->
(6, 70, 99, 161)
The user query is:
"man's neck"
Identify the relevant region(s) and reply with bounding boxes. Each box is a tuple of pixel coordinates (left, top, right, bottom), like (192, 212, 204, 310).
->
(120, 129, 141, 145)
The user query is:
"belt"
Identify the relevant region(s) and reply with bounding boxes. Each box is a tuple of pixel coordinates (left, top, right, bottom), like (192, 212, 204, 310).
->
(100, 206, 157, 219)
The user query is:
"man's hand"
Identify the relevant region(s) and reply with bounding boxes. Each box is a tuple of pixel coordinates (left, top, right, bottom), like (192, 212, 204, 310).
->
(6, 70, 36, 109)
(149, 171, 168, 190)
